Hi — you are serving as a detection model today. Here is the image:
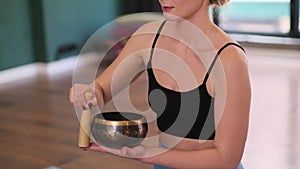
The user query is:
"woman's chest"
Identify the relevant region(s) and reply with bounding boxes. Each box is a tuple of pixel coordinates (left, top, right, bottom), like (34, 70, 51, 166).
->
(148, 41, 208, 92)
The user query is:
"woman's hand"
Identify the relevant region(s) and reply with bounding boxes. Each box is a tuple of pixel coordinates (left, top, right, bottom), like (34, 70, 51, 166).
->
(69, 83, 103, 109)
(84, 143, 147, 157)
(85, 143, 164, 165)
(120, 145, 147, 158)
(120, 145, 162, 164)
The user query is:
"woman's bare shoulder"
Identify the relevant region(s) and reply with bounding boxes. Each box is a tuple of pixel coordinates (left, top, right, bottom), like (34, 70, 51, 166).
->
(218, 42, 248, 69)
(133, 20, 165, 36)
(126, 20, 165, 50)
(211, 26, 248, 67)
(115, 20, 165, 63)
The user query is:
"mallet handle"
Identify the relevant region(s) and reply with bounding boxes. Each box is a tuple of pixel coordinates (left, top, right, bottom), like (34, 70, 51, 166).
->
(78, 92, 94, 148)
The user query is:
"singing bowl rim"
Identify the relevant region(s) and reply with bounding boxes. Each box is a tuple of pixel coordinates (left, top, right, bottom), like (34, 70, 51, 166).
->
(93, 112, 147, 126)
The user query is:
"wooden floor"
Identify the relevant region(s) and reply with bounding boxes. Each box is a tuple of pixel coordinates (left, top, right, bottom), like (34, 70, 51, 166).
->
(0, 46, 299, 169)
(0, 69, 153, 169)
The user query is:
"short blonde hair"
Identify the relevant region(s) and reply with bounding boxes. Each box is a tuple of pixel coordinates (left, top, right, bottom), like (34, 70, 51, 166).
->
(209, 0, 229, 6)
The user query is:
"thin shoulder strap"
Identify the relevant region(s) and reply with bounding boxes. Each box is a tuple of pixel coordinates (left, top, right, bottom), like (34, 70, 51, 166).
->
(149, 20, 167, 64)
(203, 42, 246, 84)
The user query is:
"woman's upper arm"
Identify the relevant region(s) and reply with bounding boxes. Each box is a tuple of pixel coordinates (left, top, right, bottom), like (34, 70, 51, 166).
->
(213, 47, 252, 167)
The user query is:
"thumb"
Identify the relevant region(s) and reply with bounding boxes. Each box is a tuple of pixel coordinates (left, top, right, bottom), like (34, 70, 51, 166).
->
(121, 146, 146, 158)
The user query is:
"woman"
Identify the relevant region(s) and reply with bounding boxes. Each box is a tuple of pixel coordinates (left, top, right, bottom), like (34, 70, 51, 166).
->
(70, 0, 251, 168)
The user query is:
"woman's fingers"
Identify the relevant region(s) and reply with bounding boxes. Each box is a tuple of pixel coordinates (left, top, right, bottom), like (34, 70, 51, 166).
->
(69, 87, 74, 104)
(87, 143, 108, 152)
(84, 142, 148, 158)
(88, 96, 98, 108)
(121, 145, 146, 158)
(69, 84, 97, 108)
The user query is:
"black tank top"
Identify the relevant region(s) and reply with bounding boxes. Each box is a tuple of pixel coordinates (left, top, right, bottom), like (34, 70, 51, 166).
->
(147, 20, 245, 140)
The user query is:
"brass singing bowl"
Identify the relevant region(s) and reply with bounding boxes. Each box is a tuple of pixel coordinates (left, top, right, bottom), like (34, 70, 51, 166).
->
(91, 112, 148, 149)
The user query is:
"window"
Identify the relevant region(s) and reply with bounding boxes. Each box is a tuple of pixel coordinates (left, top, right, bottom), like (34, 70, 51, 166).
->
(216, 0, 300, 38)
(298, 1, 300, 32)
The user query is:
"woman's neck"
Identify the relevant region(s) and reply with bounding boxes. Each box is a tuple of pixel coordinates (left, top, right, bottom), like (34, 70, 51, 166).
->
(183, 5, 214, 35)
(173, 10, 215, 45)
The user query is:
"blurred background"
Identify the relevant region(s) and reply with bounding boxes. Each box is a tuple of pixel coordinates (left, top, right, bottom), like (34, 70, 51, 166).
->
(0, 0, 299, 169)
(0, 0, 298, 72)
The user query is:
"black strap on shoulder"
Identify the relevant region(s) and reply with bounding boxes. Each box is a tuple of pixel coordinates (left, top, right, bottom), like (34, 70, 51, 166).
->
(203, 42, 245, 84)
(149, 20, 167, 64)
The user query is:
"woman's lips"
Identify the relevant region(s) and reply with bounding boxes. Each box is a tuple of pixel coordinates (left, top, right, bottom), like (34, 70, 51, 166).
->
(162, 6, 174, 12)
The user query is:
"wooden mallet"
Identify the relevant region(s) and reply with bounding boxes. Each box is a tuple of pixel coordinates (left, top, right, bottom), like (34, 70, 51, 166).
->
(78, 92, 94, 148)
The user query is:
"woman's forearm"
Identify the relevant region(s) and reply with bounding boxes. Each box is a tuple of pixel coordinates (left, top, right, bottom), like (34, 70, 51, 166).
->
(92, 80, 106, 108)
(142, 147, 238, 169)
